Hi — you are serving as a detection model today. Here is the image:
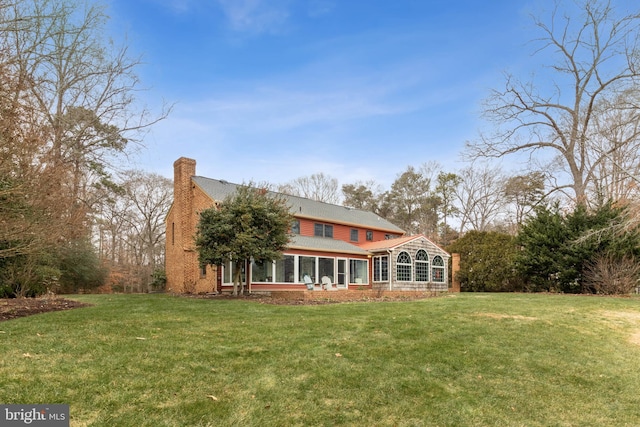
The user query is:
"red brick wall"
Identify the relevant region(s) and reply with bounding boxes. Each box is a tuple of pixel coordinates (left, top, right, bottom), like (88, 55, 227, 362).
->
(166, 158, 218, 294)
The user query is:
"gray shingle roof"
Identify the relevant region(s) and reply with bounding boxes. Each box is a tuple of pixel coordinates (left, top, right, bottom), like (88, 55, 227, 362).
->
(192, 176, 404, 233)
(289, 235, 370, 255)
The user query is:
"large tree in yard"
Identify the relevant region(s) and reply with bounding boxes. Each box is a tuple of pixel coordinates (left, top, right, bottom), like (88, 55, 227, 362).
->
(195, 185, 293, 296)
(468, 0, 640, 207)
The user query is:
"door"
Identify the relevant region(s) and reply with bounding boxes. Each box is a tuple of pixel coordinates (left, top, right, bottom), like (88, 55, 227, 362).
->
(337, 258, 347, 289)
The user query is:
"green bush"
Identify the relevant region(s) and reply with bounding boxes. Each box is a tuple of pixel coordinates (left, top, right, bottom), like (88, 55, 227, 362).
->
(447, 231, 519, 292)
(57, 239, 107, 293)
(515, 202, 640, 293)
(149, 268, 166, 292)
(0, 253, 59, 297)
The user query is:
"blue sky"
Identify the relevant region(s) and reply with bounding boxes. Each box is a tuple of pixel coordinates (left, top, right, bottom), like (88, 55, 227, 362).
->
(106, 0, 570, 187)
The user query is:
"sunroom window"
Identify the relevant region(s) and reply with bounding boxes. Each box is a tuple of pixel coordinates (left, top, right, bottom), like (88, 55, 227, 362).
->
(373, 255, 389, 282)
(415, 250, 429, 282)
(432, 256, 445, 283)
(397, 251, 412, 281)
(349, 259, 368, 284)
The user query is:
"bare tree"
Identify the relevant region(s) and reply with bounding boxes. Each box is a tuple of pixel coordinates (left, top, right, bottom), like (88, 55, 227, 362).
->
(504, 171, 546, 230)
(92, 170, 172, 291)
(587, 90, 640, 204)
(121, 171, 173, 270)
(467, 0, 640, 207)
(434, 172, 461, 244)
(455, 164, 507, 233)
(4, 0, 169, 240)
(278, 173, 341, 204)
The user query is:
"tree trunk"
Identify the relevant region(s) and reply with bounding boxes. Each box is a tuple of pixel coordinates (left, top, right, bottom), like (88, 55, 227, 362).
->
(233, 260, 244, 296)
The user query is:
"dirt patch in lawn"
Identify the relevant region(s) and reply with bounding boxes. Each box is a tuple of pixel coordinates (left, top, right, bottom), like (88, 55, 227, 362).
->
(474, 312, 538, 321)
(185, 290, 449, 305)
(599, 310, 640, 346)
(0, 297, 90, 322)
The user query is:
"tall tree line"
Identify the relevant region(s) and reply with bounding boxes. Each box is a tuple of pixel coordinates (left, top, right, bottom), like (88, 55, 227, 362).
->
(0, 0, 168, 295)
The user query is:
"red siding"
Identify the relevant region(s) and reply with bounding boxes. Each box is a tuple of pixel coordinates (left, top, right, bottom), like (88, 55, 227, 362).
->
(296, 217, 398, 244)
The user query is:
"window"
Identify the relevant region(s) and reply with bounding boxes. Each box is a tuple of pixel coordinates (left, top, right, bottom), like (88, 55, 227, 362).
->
(349, 259, 368, 284)
(366, 230, 373, 241)
(275, 255, 295, 283)
(432, 256, 445, 283)
(373, 255, 389, 282)
(319, 257, 335, 282)
(350, 229, 359, 242)
(171, 222, 175, 245)
(397, 251, 412, 281)
(223, 262, 244, 285)
(415, 250, 429, 282)
(251, 260, 273, 282)
(314, 223, 333, 238)
(324, 225, 333, 238)
(200, 264, 207, 278)
(299, 256, 316, 283)
(291, 220, 300, 235)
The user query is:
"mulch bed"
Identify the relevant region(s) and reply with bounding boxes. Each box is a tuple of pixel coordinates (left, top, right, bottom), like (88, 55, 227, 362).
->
(0, 298, 90, 322)
(0, 291, 442, 321)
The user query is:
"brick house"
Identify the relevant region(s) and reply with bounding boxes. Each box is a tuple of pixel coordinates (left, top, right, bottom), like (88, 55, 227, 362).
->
(165, 157, 451, 294)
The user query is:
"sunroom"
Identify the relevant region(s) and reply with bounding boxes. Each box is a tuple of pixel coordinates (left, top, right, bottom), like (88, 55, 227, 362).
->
(361, 235, 450, 292)
(219, 235, 373, 292)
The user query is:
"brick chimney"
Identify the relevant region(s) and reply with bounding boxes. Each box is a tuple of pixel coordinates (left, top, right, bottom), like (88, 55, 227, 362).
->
(169, 157, 197, 292)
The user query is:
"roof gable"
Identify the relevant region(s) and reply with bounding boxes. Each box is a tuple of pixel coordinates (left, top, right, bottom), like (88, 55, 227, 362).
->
(192, 176, 404, 234)
(359, 234, 450, 257)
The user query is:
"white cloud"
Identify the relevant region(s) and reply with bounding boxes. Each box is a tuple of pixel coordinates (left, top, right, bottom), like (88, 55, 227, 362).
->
(215, 0, 291, 34)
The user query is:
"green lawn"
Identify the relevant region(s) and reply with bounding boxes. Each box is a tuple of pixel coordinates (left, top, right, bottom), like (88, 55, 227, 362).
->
(1, 293, 640, 426)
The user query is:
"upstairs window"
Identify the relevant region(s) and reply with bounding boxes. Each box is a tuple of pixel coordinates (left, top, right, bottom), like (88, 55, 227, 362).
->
(291, 219, 300, 234)
(350, 229, 359, 242)
(314, 223, 333, 238)
(366, 230, 373, 241)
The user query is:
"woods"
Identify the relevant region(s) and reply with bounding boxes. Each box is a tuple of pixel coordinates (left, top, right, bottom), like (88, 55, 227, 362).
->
(0, 0, 168, 296)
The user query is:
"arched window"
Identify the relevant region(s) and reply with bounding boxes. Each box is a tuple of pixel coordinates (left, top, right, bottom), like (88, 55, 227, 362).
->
(415, 249, 429, 282)
(432, 256, 445, 283)
(397, 251, 412, 281)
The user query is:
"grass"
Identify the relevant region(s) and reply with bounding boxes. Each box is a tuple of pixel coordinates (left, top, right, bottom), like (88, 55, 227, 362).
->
(1, 293, 640, 426)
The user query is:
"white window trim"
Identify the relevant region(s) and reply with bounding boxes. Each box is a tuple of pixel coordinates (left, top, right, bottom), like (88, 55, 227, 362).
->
(432, 255, 446, 283)
(397, 251, 412, 282)
(373, 255, 389, 282)
(415, 249, 430, 282)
